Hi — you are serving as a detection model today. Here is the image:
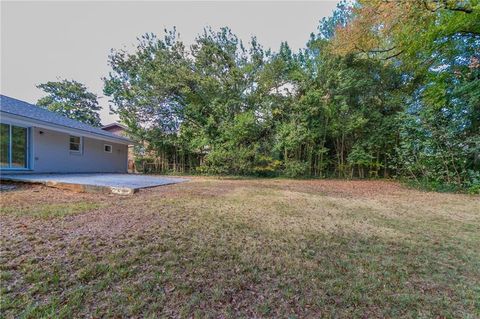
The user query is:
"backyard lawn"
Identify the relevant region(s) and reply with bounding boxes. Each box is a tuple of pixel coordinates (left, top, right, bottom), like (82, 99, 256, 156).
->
(1, 178, 479, 318)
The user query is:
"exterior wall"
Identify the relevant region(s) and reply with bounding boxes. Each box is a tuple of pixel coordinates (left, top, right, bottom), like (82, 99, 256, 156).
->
(102, 124, 137, 173)
(1, 126, 128, 174)
(102, 126, 126, 136)
(31, 127, 128, 173)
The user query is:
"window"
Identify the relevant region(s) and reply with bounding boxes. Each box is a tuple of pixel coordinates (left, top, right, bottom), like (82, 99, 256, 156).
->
(104, 144, 112, 153)
(69, 135, 82, 153)
(0, 123, 29, 169)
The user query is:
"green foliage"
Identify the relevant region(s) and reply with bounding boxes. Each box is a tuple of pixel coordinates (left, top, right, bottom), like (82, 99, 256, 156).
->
(202, 147, 251, 175)
(283, 160, 309, 178)
(466, 169, 480, 194)
(102, 2, 479, 191)
(330, 0, 480, 189)
(37, 79, 102, 126)
(252, 156, 282, 177)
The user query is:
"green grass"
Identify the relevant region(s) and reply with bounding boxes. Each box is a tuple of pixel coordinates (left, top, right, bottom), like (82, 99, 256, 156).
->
(403, 177, 480, 194)
(0, 202, 101, 218)
(0, 179, 479, 318)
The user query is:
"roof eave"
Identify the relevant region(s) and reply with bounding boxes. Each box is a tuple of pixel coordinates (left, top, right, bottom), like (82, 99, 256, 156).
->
(102, 122, 128, 130)
(1, 111, 134, 145)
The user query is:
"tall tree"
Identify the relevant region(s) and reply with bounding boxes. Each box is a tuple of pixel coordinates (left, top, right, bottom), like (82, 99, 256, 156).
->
(37, 79, 102, 127)
(329, 0, 480, 189)
(102, 3, 479, 191)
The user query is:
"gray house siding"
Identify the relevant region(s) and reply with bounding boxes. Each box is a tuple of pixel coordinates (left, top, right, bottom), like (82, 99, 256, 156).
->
(1, 95, 132, 174)
(32, 127, 128, 173)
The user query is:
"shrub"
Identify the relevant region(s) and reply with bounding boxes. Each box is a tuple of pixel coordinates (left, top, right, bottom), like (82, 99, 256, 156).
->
(283, 160, 309, 178)
(253, 156, 282, 177)
(465, 169, 480, 194)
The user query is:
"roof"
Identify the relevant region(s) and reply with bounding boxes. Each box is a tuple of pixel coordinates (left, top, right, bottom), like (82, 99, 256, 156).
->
(0, 95, 133, 144)
(102, 122, 127, 130)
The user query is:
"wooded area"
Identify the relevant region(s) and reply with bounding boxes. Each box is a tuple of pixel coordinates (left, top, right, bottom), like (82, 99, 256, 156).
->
(40, 0, 480, 192)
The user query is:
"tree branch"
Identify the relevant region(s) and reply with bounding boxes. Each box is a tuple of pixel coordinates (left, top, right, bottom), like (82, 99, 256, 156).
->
(384, 50, 404, 60)
(354, 44, 397, 54)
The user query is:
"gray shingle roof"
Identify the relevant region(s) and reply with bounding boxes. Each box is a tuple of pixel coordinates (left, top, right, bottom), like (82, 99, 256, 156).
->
(0, 95, 132, 144)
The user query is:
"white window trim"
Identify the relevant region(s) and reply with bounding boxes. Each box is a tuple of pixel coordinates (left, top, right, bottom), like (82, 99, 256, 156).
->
(69, 135, 83, 154)
(104, 144, 112, 153)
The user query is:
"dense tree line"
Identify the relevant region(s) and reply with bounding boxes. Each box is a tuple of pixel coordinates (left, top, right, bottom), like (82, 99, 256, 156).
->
(38, 1, 477, 191)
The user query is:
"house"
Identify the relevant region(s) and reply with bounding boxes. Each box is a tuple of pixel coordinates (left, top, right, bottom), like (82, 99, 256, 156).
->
(101, 122, 128, 136)
(0, 95, 133, 174)
(101, 122, 136, 172)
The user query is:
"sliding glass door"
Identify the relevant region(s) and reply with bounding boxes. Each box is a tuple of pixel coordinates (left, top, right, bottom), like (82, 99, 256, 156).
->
(0, 123, 29, 169)
(0, 124, 9, 167)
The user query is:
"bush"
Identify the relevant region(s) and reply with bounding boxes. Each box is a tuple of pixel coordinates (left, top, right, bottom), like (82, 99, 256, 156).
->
(198, 149, 232, 175)
(465, 169, 480, 194)
(467, 184, 480, 195)
(283, 160, 309, 178)
(200, 147, 257, 175)
(253, 156, 282, 177)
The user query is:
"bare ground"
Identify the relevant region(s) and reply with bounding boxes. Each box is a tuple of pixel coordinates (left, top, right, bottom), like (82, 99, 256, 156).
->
(1, 178, 479, 318)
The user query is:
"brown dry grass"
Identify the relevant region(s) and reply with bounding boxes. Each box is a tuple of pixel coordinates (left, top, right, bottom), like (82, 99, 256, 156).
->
(1, 178, 479, 318)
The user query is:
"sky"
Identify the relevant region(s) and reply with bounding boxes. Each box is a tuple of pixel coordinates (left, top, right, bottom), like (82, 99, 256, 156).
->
(1, 0, 339, 124)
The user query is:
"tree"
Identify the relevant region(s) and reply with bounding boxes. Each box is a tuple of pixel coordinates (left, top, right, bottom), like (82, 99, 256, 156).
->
(329, 0, 480, 190)
(104, 28, 274, 175)
(37, 79, 102, 127)
(102, 1, 479, 191)
(330, 0, 480, 65)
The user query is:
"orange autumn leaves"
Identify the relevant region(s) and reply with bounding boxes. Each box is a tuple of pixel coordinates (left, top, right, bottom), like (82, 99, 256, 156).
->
(329, 0, 438, 59)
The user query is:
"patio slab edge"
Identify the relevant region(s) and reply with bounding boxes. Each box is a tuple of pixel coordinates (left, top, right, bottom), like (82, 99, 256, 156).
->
(0, 176, 182, 195)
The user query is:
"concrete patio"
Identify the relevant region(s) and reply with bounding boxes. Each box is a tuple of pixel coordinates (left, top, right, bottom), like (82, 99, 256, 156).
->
(0, 173, 187, 195)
